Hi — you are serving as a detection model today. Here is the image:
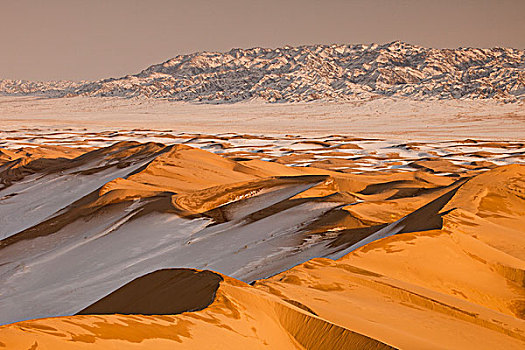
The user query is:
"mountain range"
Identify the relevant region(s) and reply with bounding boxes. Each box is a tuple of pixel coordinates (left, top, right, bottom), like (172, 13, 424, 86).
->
(1, 41, 524, 102)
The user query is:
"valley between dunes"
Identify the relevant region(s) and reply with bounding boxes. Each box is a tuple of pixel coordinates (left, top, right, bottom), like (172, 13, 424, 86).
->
(0, 131, 524, 349)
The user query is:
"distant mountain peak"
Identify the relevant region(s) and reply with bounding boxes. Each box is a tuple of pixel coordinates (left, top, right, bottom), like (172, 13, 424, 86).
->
(1, 43, 524, 103)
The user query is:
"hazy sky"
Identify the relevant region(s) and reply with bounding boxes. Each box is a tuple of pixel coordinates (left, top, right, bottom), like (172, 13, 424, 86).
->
(2, 0, 524, 81)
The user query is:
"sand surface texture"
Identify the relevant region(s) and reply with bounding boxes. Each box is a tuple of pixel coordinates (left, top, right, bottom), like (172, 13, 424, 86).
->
(0, 130, 524, 349)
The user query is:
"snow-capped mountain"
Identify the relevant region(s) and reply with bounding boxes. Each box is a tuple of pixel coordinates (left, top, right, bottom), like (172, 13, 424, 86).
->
(1, 41, 524, 102)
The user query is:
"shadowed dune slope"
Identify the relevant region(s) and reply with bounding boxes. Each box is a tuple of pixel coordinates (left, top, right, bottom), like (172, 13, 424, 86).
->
(77, 269, 223, 316)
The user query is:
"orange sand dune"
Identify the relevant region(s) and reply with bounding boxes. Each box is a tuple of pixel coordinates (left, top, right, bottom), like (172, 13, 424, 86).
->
(0, 153, 523, 349)
(0, 271, 394, 350)
(0, 142, 464, 249)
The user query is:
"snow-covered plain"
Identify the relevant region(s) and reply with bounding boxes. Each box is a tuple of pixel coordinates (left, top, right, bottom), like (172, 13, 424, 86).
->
(0, 96, 524, 139)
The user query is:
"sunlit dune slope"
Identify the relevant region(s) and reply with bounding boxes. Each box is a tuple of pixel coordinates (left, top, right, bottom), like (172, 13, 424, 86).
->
(255, 164, 525, 349)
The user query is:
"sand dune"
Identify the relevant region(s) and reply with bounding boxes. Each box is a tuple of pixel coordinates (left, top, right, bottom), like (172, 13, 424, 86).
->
(0, 132, 523, 349)
(0, 272, 395, 349)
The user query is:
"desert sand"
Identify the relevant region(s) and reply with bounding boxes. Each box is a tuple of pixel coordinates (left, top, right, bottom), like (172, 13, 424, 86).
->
(0, 125, 523, 349)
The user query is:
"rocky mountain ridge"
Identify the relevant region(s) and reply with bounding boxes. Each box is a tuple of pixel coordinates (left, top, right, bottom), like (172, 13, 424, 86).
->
(1, 41, 524, 102)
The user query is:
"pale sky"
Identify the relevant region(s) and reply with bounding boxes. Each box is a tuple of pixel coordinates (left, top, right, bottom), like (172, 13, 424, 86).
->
(1, 0, 524, 81)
